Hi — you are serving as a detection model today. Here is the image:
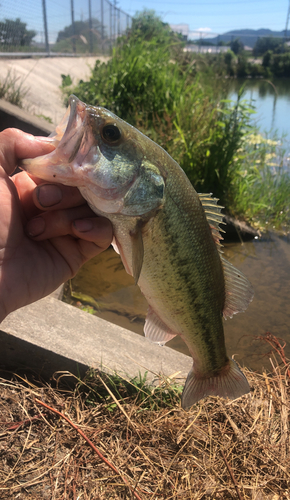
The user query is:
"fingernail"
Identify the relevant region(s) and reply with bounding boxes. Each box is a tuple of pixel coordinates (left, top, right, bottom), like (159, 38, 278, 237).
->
(36, 184, 62, 207)
(73, 219, 94, 233)
(26, 217, 45, 237)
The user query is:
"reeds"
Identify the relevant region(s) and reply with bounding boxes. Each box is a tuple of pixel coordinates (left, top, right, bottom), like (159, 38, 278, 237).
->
(0, 338, 289, 499)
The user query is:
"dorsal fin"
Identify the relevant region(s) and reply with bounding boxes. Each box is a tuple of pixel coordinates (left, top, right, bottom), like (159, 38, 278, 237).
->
(198, 193, 225, 248)
(198, 194, 254, 318)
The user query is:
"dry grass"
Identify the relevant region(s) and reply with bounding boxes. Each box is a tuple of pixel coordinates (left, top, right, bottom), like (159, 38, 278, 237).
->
(0, 341, 289, 499)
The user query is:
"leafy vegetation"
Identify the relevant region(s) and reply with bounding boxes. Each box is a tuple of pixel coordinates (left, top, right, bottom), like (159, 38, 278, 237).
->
(63, 10, 289, 230)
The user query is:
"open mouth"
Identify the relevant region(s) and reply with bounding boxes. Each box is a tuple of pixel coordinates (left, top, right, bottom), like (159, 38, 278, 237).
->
(20, 95, 91, 184)
(49, 95, 87, 150)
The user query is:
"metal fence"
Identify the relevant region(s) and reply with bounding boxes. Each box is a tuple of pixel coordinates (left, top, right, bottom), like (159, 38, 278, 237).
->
(0, 0, 132, 56)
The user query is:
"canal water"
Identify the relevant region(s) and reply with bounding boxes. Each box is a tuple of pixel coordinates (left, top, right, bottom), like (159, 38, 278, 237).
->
(65, 231, 290, 373)
(64, 78, 290, 373)
(228, 77, 290, 139)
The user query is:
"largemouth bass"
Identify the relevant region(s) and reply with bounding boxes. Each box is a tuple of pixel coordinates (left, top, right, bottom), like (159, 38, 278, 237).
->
(22, 95, 254, 409)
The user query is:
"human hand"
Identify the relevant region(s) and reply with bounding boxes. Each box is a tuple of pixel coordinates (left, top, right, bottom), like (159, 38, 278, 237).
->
(0, 128, 113, 322)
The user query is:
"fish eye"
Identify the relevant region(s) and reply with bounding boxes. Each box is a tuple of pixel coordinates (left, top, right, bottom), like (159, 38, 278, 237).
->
(101, 123, 121, 143)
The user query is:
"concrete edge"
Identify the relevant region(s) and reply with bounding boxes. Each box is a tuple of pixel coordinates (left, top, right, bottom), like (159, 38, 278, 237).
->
(0, 98, 55, 135)
(0, 293, 192, 386)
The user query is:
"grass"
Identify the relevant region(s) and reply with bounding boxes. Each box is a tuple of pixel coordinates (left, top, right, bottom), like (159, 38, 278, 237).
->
(0, 336, 289, 499)
(230, 132, 290, 230)
(0, 69, 27, 107)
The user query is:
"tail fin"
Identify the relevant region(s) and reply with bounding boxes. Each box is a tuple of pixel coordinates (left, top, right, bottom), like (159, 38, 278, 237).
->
(181, 359, 250, 409)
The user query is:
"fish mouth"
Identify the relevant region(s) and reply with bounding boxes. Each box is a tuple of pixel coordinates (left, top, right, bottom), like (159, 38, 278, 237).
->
(21, 95, 94, 185)
(49, 95, 87, 151)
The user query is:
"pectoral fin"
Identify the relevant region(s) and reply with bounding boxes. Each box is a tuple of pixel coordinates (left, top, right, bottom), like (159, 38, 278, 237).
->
(144, 306, 177, 345)
(130, 224, 144, 284)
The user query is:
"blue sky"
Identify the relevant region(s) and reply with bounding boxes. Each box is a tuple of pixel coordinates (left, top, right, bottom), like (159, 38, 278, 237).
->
(3, 0, 289, 43)
(121, 0, 289, 38)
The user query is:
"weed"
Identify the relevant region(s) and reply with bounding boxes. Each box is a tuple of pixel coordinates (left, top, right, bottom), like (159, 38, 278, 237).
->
(36, 114, 53, 123)
(60, 73, 72, 88)
(0, 69, 27, 107)
(74, 369, 182, 412)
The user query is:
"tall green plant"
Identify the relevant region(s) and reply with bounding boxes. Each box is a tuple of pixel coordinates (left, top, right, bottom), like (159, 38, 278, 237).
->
(65, 38, 187, 123)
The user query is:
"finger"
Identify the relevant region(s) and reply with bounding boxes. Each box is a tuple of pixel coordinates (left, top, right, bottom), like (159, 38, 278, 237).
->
(33, 183, 85, 211)
(12, 171, 45, 220)
(72, 217, 113, 249)
(47, 234, 112, 278)
(0, 128, 55, 176)
(13, 173, 89, 220)
(25, 206, 113, 248)
(33, 217, 113, 277)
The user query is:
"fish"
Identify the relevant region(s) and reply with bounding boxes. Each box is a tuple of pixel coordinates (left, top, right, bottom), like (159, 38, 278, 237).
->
(22, 95, 254, 409)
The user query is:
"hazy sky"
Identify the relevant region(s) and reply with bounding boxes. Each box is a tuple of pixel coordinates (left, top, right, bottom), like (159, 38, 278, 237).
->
(2, 0, 289, 43)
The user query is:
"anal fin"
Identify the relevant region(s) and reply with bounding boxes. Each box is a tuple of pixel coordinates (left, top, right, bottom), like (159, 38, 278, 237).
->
(222, 256, 254, 319)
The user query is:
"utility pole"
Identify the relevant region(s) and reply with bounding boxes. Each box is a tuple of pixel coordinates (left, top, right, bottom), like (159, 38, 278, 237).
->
(71, 0, 76, 55)
(42, 0, 50, 55)
(285, 0, 290, 42)
(88, 0, 93, 53)
(101, 0, 104, 49)
(110, 1, 112, 48)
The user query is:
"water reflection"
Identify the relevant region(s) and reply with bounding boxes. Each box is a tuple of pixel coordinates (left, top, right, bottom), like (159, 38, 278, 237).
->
(65, 232, 290, 373)
(227, 78, 290, 138)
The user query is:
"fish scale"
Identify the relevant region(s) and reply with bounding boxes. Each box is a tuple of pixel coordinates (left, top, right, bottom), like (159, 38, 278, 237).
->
(22, 94, 254, 409)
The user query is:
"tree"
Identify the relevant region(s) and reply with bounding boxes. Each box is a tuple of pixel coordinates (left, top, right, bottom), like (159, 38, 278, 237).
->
(230, 38, 244, 55)
(55, 18, 104, 53)
(129, 10, 173, 43)
(56, 19, 103, 43)
(0, 18, 36, 46)
(253, 37, 284, 56)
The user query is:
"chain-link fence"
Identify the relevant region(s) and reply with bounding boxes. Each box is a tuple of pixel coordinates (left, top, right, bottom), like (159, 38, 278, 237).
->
(0, 0, 132, 56)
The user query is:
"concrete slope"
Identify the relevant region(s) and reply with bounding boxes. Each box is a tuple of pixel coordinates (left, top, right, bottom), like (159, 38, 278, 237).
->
(1, 56, 108, 125)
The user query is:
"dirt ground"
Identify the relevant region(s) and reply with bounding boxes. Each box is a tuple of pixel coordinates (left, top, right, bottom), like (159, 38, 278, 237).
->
(1, 56, 108, 125)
